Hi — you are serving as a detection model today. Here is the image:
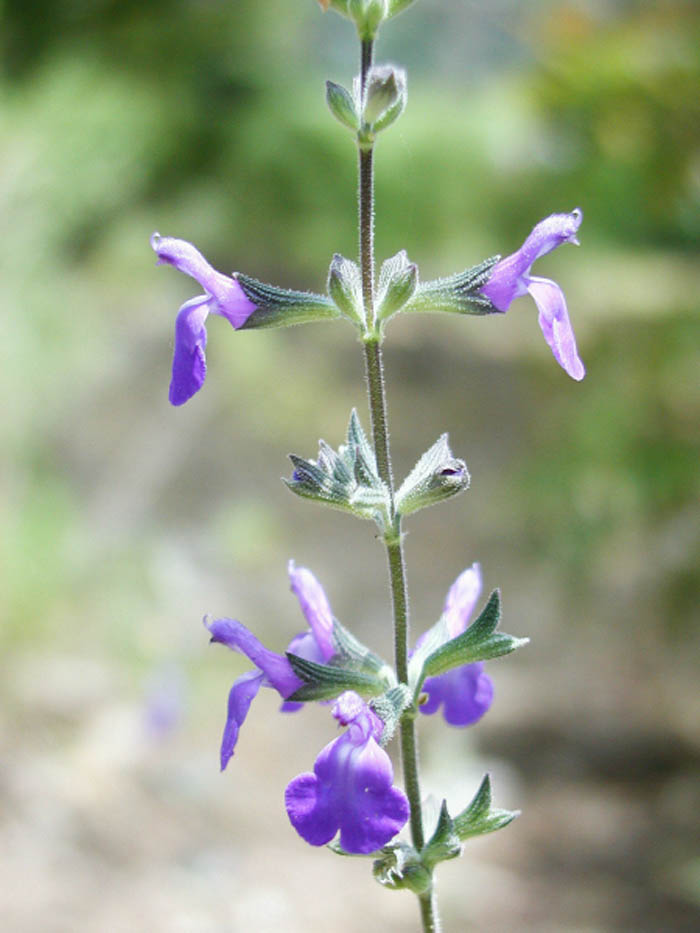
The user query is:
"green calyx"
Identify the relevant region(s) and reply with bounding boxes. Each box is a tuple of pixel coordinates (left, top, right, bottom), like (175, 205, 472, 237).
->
(285, 409, 391, 529)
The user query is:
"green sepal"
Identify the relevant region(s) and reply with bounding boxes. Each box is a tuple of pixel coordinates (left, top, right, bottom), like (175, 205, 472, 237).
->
(395, 434, 469, 517)
(421, 800, 462, 870)
(327, 253, 364, 325)
(421, 590, 529, 681)
(373, 843, 431, 893)
(453, 774, 519, 840)
(285, 410, 391, 528)
(326, 81, 359, 132)
(407, 615, 450, 689)
(348, 0, 388, 39)
(331, 617, 390, 678)
(236, 274, 340, 329)
(362, 66, 406, 129)
(403, 257, 500, 316)
(321, 1, 351, 19)
(286, 652, 386, 702)
(387, 0, 416, 17)
(370, 684, 412, 745)
(375, 250, 418, 324)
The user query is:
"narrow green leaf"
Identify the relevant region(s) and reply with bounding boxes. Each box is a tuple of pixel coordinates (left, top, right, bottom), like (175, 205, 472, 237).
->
(286, 652, 384, 701)
(421, 799, 462, 869)
(422, 591, 529, 678)
(453, 774, 520, 841)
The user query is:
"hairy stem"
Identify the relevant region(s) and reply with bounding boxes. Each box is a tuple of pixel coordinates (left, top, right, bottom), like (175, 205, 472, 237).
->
(357, 35, 439, 933)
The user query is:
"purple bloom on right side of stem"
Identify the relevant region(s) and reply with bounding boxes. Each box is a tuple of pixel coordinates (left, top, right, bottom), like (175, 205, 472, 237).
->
(480, 208, 585, 381)
(285, 691, 409, 854)
(418, 563, 495, 726)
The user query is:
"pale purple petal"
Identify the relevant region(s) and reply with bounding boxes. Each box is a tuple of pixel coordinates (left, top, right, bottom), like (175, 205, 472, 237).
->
(510, 208, 582, 270)
(152, 234, 220, 289)
(420, 663, 494, 726)
(151, 233, 256, 329)
(288, 561, 335, 661)
(442, 562, 482, 638)
(220, 670, 264, 770)
(205, 617, 302, 698)
(285, 691, 409, 854)
(207, 275, 257, 329)
(279, 629, 328, 713)
(480, 209, 582, 312)
(169, 295, 210, 406)
(479, 251, 530, 311)
(528, 276, 585, 381)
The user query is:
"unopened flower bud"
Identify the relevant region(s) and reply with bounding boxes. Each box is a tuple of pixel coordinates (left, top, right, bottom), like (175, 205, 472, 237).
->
(395, 435, 469, 517)
(376, 250, 418, 323)
(362, 65, 407, 131)
(327, 253, 364, 324)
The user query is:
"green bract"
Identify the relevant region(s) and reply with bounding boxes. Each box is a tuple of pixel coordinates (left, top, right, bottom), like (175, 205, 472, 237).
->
(395, 434, 469, 517)
(285, 409, 391, 528)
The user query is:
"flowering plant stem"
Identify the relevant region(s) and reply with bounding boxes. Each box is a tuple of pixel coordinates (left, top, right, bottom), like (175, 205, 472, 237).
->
(358, 36, 439, 933)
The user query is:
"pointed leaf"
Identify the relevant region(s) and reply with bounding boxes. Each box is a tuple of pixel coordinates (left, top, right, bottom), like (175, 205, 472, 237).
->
(453, 774, 520, 841)
(422, 591, 529, 678)
(286, 652, 384, 701)
(421, 800, 462, 869)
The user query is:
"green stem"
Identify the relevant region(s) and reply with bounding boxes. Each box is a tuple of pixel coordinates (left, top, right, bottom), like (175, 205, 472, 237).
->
(357, 36, 439, 933)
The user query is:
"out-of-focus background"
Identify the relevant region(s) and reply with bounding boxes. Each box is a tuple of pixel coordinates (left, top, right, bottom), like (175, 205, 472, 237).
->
(1, 0, 698, 930)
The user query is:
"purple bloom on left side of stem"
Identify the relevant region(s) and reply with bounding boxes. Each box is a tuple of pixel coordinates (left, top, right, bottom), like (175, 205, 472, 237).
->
(480, 209, 585, 381)
(285, 691, 409, 854)
(151, 234, 258, 406)
(206, 563, 338, 769)
(418, 563, 494, 727)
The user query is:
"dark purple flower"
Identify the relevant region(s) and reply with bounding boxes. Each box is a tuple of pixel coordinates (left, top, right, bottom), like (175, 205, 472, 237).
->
(480, 209, 585, 381)
(206, 563, 338, 769)
(151, 234, 257, 405)
(285, 691, 409, 854)
(418, 563, 494, 726)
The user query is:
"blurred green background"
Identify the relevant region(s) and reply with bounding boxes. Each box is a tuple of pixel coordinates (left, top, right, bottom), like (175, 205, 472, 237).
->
(1, 0, 698, 930)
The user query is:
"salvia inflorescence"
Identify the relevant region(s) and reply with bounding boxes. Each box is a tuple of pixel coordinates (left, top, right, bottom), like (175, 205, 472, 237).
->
(150, 1, 585, 929)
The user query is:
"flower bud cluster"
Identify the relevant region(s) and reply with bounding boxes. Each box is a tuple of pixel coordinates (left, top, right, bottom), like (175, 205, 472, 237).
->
(326, 64, 407, 149)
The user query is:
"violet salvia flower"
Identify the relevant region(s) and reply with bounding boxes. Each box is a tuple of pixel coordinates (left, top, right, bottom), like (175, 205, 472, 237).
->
(419, 563, 495, 726)
(151, 234, 258, 405)
(206, 563, 338, 768)
(480, 209, 585, 381)
(285, 691, 409, 854)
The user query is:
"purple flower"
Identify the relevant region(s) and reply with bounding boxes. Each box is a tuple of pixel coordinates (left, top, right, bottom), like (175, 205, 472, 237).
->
(206, 563, 337, 769)
(285, 691, 409, 854)
(151, 234, 258, 405)
(418, 563, 494, 726)
(480, 209, 585, 381)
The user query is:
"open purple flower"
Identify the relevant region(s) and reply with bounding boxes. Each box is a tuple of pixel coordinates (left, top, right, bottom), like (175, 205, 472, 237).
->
(418, 563, 494, 726)
(480, 209, 585, 381)
(151, 234, 258, 405)
(206, 562, 338, 769)
(285, 691, 409, 854)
